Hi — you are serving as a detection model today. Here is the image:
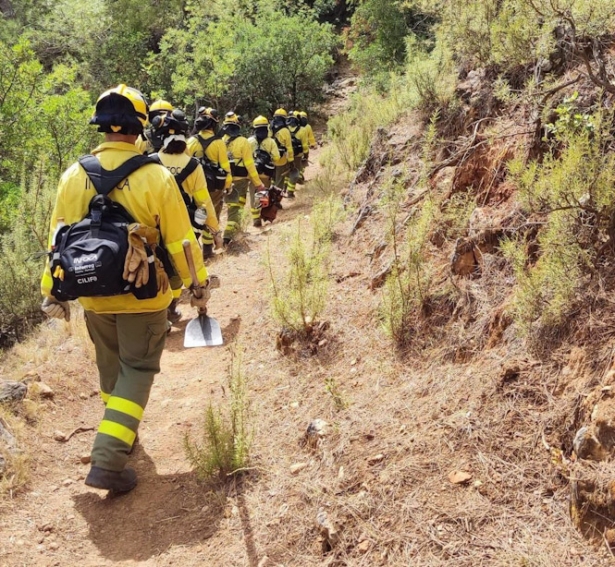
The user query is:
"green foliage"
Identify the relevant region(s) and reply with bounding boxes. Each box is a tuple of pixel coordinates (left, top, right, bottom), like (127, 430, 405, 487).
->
(346, 0, 434, 79)
(322, 78, 407, 172)
(152, 7, 336, 115)
(269, 217, 330, 335)
(503, 109, 615, 333)
(184, 349, 252, 480)
(0, 167, 57, 334)
(381, 188, 435, 346)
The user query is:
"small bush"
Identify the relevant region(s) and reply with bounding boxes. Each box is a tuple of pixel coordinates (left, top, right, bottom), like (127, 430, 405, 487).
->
(184, 348, 251, 481)
(269, 217, 331, 336)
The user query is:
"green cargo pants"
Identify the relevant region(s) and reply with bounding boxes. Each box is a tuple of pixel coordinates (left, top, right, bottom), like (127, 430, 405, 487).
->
(201, 188, 225, 247)
(275, 163, 291, 192)
(85, 309, 168, 471)
(224, 179, 258, 240)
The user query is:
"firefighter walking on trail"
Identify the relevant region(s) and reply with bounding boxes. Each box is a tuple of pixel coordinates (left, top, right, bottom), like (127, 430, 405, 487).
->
(40, 84, 213, 494)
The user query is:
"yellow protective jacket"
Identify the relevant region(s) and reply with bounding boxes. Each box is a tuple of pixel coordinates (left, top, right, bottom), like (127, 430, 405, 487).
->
(155, 151, 220, 233)
(305, 124, 316, 148)
(41, 141, 208, 314)
(293, 126, 309, 155)
(186, 130, 233, 190)
(248, 136, 281, 165)
(273, 127, 294, 166)
(225, 135, 262, 186)
(135, 134, 153, 155)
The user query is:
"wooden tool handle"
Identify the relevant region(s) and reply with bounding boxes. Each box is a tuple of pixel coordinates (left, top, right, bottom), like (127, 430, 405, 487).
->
(182, 240, 202, 298)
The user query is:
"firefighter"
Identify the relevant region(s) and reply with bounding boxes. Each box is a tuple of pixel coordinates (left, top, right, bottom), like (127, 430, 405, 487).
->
(298, 111, 316, 183)
(150, 109, 223, 320)
(287, 111, 308, 189)
(248, 115, 280, 226)
(40, 85, 212, 493)
(222, 112, 265, 241)
(186, 107, 232, 258)
(135, 99, 174, 155)
(270, 108, 294, 198)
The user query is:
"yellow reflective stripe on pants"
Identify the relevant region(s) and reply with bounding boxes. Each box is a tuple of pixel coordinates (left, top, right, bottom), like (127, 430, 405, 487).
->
(106, 396, 144, 421)
(100, 391, 111, 404)
(166, 230, 196, 255)
(98, 419, 137, 446)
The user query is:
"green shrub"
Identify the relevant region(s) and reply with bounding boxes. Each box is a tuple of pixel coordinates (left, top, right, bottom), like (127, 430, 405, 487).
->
(269, 217, 330, 335)
(503, 108, 615, 333)
(184, 349, 252, 481)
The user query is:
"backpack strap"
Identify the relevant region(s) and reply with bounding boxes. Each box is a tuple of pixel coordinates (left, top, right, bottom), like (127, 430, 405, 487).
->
(149, 154, 199, 187)
(196, 134, 219, 159)
(174, 157, 199, 186)
(79, 154, 158, 196)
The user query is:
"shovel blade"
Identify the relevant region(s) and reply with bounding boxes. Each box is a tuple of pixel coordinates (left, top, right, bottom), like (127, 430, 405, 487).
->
(184, 315, 224, 347)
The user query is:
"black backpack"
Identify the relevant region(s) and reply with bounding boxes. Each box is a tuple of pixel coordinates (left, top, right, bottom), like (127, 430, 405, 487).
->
(50, 155, 159, 302)
(196, 135, 228, 191)
(225, 135, 249, 178)
(271, 122, 288, 157)
(289, 127, 303, 156)
(254, 141, 275, 178)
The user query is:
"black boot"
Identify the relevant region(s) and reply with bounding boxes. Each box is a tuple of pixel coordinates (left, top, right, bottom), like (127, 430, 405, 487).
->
(85, 466, 137, 493)
(167, 299, 181, 324)
(253, 219, 262, 227)
(202, 244, 214, 259)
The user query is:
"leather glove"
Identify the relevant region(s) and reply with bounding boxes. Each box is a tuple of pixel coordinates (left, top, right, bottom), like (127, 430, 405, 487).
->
(41, 296, 70, 322)
(155, 258, 169, 294)
(190, 280, 212, 314)
(129, 223, 159, 247)
(123, 227, 150, 287)
(213, 231, 224, 250)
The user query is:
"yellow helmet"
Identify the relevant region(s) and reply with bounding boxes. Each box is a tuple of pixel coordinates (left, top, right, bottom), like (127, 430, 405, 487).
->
(90, 84, 148, 135)
(299, 111, 307, 118)
(274, 108, 287, 117)
(252, 115, 269, 128)
(224, 111, 239, 125)
(150, 99, 173, 113)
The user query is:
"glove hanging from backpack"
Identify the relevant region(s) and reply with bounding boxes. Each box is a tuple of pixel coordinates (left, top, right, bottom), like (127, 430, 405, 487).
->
(123, 223, 159, 288)
(154, 257, 169, 294)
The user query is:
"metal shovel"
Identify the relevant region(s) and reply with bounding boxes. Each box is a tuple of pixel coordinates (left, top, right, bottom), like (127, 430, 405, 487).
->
(182, 240, 223, 348)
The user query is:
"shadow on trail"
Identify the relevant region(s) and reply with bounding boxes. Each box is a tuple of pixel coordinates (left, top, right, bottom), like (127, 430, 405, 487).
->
(73, 447, 224, 562)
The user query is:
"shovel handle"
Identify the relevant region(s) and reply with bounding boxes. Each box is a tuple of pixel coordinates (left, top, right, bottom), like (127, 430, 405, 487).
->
(182, 240, 203, 298)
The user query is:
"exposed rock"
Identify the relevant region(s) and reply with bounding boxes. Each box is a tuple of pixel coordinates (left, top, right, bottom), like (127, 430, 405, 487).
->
(573, 426, 608, 461)
(0, 381, 27, 403)
(316, 509, 339, 551)
(53, 430, 67, 442)
(448, 470, 473, 484)
(357, 539, 371, 553)
(0, 454, 5, 476)
(450, 238, 480, 277)
(290, 462, 308, 475)
(367, 453, 385, 465)
(431, 166, 456, 194)
(304, 419, 329, 449)
(29, 381, 54, 399)
(0, 418, 17, 451)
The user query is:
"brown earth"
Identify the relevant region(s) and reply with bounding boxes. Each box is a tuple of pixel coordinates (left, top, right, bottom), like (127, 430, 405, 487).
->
(2, 70, 615, 566)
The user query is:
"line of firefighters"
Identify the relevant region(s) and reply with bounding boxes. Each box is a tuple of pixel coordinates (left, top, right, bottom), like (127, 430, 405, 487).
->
(135, 102, 317, 259)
